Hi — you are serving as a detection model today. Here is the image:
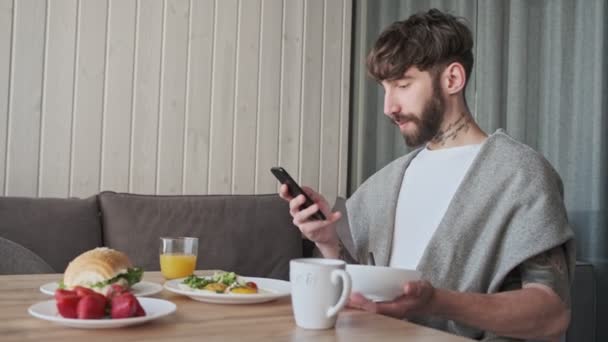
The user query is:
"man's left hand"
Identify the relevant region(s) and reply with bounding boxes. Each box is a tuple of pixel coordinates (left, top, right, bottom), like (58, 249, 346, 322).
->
(348, 280, 436, 319)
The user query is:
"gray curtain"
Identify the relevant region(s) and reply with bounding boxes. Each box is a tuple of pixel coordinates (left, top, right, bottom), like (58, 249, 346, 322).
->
(350, 0, 607, 341)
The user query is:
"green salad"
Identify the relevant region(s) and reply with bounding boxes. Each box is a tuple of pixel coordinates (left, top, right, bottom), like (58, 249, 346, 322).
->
(182, 272, 238, 289)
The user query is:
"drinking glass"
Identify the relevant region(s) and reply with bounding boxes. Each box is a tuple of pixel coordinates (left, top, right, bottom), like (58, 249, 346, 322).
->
(159, 237, 198, 279)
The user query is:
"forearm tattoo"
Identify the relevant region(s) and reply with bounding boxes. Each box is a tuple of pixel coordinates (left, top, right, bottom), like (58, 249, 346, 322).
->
(520, 246, 570, 305)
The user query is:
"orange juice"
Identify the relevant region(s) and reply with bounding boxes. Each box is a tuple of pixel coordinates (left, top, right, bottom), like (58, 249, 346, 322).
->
(160, 253, 197, 279)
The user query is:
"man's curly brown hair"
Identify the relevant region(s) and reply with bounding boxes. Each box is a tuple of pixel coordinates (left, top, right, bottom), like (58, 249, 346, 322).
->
(367, 9, 474, 88)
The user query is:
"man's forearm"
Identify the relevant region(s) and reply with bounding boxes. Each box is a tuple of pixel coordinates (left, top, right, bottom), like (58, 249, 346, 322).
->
(429, 287, 569, 341)
(315, 241, 340, 259)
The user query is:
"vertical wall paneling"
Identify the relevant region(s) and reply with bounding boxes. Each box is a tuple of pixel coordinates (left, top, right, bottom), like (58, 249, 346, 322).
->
(504, 2, 530, 141)
(254, 0, 283, 193)
(299, 0, 323, 191)
(5, 0, 45, 196)
(319, 0, 343, 202)
(0, 0, 13, 194)
(278, 0, 304, 178)
(0, 0, 352, 197)
(101, 0, 136, 192)
(569, 0, 588, 205)
(157, 0, 189, 194)
(455, 0, 478, 124)
(39, 0, 77, 197)
(183, 0, 214, 194)
(349, 0, 372, 193)
(232, 0, 261, 194)
(537, 1, 561, 158)
(475, 1, 507, 134)
(338, 0, 352, 198)
(588, 0, 607, 210)
(70, 0, 108, 197)
(208, 0, 238, 194)
(375, 1, 400, 165)
(555, 0, 576, 177)
(130, 0, 162, 194)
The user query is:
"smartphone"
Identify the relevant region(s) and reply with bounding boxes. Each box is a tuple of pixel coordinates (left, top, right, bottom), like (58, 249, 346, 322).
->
(270, 166, 327, 221)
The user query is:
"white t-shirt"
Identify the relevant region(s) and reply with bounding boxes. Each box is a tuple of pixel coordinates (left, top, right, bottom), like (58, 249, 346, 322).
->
(389, 143, 483, 270)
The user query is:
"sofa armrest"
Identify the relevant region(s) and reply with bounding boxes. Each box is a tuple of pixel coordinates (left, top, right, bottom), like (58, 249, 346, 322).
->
(0, 237, 54, 274)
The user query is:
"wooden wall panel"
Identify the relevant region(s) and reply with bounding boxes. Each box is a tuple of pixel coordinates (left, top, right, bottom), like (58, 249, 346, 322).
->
(0, 0, 13, 194)
(101, 0, 136, 192)
(0, 0, 352, 199)
(39, 0, 77, 197)
(5, 0, 45, 196)
(232, 0, 261, 194)
(277, 0, 304, 178)
(183, 0, 214, 194)
(157, 0, 189, 194)
(208, 0, 238, 194)
(299, 0, 323, 191)
(254, 0, 282, 193)
(130, 0, 162, 194)
(70, 0, 107, 197)
(319, 0, 345, 202)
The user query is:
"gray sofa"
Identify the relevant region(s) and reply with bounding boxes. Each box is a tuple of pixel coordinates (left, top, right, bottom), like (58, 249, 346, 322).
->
(0, 191, 304, 280)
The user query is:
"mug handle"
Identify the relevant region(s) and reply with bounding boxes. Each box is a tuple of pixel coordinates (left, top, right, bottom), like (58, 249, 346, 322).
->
(326, 269, 352, 318)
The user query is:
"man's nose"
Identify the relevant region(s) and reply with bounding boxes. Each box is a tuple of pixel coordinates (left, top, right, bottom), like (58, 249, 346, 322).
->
(384, 98, 401, 116)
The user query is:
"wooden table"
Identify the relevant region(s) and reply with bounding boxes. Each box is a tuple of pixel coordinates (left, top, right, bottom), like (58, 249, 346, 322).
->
(0, 272, 471, 341)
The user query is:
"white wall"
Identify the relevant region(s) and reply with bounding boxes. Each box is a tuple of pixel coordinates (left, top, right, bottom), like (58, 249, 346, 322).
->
(0, 0, 351, 201)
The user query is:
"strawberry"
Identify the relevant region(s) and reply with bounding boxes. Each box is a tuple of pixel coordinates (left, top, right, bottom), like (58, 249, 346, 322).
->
(107, 284, 127, 299)
(76, 293, 107, 319)
(134, 298, 146, 317)
(73, 286, 96, 298)
(110, 292, 138, 319)
(54, 289, 80, 318)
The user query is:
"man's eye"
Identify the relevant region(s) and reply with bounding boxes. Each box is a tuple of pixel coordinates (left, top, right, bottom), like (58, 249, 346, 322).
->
(398, 84, 409, 89)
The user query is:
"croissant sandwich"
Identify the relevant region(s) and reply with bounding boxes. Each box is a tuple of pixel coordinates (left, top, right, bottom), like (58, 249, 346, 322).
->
(62, 247, 143, 293)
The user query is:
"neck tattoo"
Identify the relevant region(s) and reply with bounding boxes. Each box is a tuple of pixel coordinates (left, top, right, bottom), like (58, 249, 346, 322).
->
(431, 113, 471, 146)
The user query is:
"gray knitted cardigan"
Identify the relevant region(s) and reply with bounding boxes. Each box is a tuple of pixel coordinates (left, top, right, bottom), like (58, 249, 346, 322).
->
(343, 130, 575, 340)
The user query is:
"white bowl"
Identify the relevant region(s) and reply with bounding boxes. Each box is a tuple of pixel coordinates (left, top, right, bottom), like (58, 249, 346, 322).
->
(346, 264, 421, 302)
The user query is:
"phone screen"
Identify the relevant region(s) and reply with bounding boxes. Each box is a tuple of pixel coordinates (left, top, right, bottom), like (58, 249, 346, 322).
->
(270, 167, 327, 220)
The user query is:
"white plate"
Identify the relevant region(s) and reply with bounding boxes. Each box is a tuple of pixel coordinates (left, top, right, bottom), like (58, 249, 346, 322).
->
(40, 281, 163, 297)
(28, 297, 176, 329)
(164, 276, 290, 304)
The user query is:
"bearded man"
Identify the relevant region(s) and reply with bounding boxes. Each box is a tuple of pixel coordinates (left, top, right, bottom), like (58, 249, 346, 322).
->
(280, 8, 574, 342)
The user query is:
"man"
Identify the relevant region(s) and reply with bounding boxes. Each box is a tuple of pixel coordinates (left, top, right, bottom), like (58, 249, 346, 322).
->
(280, 9, 574, 342)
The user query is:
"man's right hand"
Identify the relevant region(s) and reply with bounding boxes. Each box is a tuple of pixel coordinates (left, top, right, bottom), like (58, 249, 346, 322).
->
(278, 184, 342, 258)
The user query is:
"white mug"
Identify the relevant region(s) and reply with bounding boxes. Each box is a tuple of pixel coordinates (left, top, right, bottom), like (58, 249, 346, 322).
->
(289, 258, 352, 330)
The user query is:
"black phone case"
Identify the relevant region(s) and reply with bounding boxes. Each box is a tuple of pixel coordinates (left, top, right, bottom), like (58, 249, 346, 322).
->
(270, 167, 327, 220)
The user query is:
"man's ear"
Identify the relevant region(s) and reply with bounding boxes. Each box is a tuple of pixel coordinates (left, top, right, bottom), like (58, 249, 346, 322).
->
(440, 62, 467, 95)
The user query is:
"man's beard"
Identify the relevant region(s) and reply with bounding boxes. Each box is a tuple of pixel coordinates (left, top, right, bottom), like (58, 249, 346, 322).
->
(392, 82, 445, 147)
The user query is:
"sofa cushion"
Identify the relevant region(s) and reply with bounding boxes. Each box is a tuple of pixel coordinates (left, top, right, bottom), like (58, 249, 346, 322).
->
(0, 237, 54, 274)
(99, 192, 302, 280)
(0, 196, 102, 272)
